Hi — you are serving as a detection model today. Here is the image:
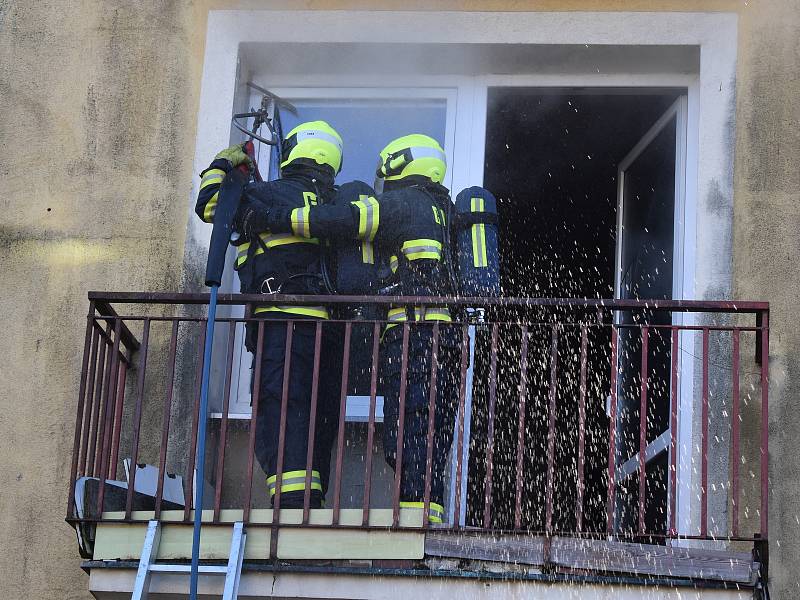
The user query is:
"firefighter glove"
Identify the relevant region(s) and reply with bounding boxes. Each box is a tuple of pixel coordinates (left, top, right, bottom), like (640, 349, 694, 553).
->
(215, 143, 254, 171)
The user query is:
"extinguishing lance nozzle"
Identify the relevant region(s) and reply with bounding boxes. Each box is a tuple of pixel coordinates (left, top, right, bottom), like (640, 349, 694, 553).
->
(232, 87, 295, 146)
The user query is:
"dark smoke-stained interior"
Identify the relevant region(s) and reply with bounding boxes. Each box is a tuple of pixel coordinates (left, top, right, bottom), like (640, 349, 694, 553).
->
(468, 88, 682, 533)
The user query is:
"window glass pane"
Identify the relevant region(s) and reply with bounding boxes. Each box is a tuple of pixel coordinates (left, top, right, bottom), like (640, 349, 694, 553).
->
(279, 99, 447, 184)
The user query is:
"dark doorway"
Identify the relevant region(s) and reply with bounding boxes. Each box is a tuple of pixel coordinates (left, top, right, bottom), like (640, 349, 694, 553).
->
(466, 89, 682, 534)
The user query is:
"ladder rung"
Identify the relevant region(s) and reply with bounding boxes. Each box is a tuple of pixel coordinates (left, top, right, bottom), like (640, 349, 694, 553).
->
(132, 520, 245, 599)
(149, 564, 228, 574)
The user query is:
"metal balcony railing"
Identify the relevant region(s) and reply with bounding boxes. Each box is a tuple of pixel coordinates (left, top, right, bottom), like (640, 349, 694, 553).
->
(66, 292, 770, 552)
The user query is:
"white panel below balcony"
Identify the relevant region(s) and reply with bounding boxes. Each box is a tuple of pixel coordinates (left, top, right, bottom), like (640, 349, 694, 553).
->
(87, 567, 753, 600)
(94, 509, 426, 562)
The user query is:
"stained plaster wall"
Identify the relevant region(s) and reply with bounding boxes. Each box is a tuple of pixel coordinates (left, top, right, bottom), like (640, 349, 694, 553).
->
(0, 2, 201, 599)
(1, 1, 799, 599)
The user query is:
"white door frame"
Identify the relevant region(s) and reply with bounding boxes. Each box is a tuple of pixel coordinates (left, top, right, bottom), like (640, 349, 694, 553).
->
(611, 95, 693, 533)
(614, 95, 689, 302)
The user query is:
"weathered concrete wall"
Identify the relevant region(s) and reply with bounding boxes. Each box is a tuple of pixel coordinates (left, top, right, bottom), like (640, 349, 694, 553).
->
(2, 1, 799, 599)
(0, 2, 200, 598)
(731, 2, 800, 600)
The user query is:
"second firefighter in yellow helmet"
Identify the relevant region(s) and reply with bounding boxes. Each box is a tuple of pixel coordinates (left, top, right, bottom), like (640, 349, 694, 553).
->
(250, 131, 461, 522)
(374, 133, 446, 193)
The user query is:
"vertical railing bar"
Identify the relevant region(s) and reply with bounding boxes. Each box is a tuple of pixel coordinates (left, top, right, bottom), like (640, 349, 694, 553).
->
(513, 325, 530, 531)
(154, 320, 180, 520)
(392, 323, 411, 528)
(332, 322, 352, 526)
(422, 323, 440, 528)
(700, 327, 710, 537)
(96, 318, 123, 518)
(184, 326, 206, 523)
(302, 322, 323, 525)
(86, 327, 109, 476)
(362, 322, 381, 527)
(243, 320, 264, 525)
(483, 323, 500, 530)
(453, 324, 470, 530)
(125, 319, 150, 520)
(68, 301, 96, 519)
(93, 326, 115, 477)
(545, 323, 559, 535)
(79, 326, 101, 478)
(108, 361, 128, 479)
(759, 312, 769, 539)
(730, 328, 741, 538)
(755, 312, 763, 364)
(669, 327, 679, 537)
(213, 321, 237, 522)
(576, 324, 588, 533)
(270, 321, 295, 559)
(100, 352, 122, 479)
(638, 326, 649, 536)
(606, 325, 619, 535)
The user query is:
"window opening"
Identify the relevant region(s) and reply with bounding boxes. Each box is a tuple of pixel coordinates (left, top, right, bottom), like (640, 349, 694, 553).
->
(471, 88, 684, 533)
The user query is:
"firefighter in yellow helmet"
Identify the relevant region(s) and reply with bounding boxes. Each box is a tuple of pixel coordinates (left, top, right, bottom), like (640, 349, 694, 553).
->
(239, 133, 461, 522)
(195, 120, 345, 508)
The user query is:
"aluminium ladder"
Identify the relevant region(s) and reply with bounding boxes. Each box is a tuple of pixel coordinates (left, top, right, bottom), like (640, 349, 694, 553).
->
(132, 520, 246, 599)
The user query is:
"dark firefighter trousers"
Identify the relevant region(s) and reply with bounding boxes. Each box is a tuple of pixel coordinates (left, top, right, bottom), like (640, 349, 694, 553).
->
(247, 319, 344, 508)
(381, 323, 462, 508)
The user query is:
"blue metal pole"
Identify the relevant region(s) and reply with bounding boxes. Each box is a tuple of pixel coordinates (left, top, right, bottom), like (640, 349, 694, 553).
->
(189, 285, 219, 599)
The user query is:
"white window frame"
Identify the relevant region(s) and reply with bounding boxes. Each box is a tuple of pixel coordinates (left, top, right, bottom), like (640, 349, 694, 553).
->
(190, 9, 737, 537)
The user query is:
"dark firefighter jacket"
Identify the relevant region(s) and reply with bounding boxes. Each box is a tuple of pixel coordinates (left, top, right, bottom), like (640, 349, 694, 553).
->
(265, 178, 456, 324)
(195, 158, 334, 319)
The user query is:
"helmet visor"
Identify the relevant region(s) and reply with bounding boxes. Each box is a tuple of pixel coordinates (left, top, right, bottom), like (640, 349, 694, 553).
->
(376, 146, 446, 179)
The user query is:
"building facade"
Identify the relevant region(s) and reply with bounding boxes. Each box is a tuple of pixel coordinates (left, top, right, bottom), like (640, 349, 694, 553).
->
(0, 1, 798, 598)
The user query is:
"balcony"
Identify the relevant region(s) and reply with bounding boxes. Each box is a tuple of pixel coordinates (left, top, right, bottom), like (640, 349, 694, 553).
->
(67, 292, 769, 599)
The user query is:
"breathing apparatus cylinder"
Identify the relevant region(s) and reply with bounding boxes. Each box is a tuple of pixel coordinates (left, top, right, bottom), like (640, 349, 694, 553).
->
(454, 186, 501, 297)
(329, 180, 382, 312)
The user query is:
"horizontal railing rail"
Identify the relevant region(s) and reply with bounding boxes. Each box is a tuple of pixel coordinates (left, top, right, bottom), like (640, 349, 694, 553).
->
(68, 292, 769, 554)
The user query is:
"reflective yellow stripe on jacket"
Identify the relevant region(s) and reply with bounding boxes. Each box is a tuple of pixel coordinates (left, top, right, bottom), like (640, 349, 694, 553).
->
(353, 195, 380, 264)
(200, 168, 226, 221)
(401, 238, 442, 261)
(267, 469, 323, 497)
(235, 233, 320, 269)
(290, 206, 312, 239)
(253, 305, 330, 319)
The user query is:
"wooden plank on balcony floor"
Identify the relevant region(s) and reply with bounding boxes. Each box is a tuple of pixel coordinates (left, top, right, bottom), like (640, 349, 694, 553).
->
(550, 537, 757, 585)
(425, 532, 757, 585)
(425, 531, 545, 565)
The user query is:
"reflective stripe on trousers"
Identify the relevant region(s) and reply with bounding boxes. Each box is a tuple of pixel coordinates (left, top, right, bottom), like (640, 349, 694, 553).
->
(267, 469, 323, 497)
(386, 306, 452, 330)
(399, 500, 446, 524)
